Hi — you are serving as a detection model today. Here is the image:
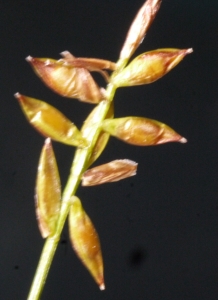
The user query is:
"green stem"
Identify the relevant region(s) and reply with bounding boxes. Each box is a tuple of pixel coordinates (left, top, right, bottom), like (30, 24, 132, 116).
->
(27, 83, 117, 300)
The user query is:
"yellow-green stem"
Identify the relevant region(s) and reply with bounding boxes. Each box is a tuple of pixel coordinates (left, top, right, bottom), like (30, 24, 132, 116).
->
(27, 83, 116, 300)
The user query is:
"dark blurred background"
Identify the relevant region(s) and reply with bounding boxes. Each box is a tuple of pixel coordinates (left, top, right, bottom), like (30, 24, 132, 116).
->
(0, 0, 218, 299)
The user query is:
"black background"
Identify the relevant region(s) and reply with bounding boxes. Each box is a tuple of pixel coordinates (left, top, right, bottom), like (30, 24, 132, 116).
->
(0, 0, 218, 299)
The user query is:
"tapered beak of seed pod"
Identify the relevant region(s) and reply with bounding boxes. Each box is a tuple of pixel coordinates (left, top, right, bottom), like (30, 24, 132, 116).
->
(82, 159, 138, 186)
(69, 196, 104, 290)
(119, 0, 162, 64)
(26, 56, 104, 104)
(15, 93, 88, 147)
(113, 48, 193, 87)
(102, 117, 187, 146)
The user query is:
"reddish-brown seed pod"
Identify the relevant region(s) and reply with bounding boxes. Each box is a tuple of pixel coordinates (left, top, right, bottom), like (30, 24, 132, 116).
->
(119, 0, 162, 62)
(81, 101, 114, 167)
(113, 48, 193, 87)
(35, 138, 61, 238)
(102, 117, 187, 146)
(82, 159, 138, 186)
(15, 93, 88, 147)
(61, 51, 116, 73)
(60, 51, 116, 82)
(69, 196, 104, 290)
(26, 56, 104, 104)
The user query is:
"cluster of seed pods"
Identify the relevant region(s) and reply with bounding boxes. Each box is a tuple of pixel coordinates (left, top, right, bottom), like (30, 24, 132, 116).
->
(16, 0, 192, 294)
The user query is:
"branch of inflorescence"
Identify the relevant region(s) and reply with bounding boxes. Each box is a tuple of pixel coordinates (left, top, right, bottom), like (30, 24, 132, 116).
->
(27, 83, 117, 300)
